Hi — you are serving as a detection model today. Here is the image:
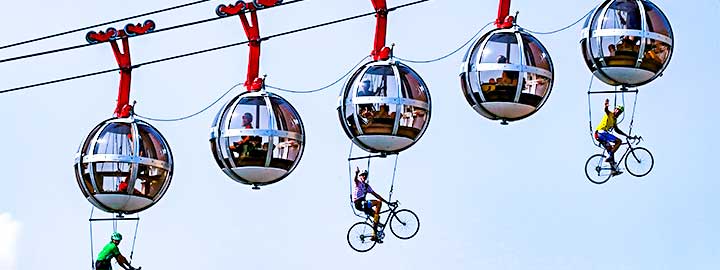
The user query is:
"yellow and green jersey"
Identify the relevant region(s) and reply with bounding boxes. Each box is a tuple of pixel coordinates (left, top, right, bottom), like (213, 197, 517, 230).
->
(596, 113, 616, 132)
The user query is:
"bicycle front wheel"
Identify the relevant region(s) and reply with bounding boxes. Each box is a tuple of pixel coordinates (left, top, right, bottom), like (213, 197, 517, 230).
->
(390, 209, 419, 240)
(585, 154, 612, 184)
(347, 222, 376, 252)
(625, 147, 654, 177)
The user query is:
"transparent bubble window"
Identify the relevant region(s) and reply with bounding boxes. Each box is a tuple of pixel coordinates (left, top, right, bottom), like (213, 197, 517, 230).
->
(522, 34, 551, 71)
(643, 1, 671, 37)
(93, 123, 132, 155)
(480, 33, 520, 64)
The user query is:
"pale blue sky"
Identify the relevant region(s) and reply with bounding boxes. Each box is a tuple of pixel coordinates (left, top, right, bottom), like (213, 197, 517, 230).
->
(1, 0, 718, 269)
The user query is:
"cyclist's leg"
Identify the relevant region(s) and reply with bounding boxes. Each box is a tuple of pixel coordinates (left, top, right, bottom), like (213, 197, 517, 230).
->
(611, 136, 622, 156)
(370, 200, 382, 228)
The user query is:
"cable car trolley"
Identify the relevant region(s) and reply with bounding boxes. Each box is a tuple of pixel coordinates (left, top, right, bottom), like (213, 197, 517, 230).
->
(210, 0, 305, 190)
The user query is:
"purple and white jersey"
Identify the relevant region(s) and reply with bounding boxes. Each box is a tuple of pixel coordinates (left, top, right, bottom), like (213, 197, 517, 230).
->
(353, 181, 374, 201)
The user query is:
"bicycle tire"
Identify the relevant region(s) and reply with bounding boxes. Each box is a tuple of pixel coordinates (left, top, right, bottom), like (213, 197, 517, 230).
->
(347, 222, 376, 252)
(389, 209, 419, 240)
(625, 147, 654, 177)
(585, 154, 612, 184)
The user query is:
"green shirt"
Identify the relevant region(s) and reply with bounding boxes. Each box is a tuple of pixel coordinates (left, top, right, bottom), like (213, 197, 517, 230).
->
(97, 242, 121, 261)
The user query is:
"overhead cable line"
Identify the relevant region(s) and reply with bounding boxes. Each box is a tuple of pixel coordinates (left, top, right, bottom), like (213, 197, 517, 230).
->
(135, 82, 243, 122)
(0, 0, 212, 50)
(524, 8, 594, 35)
(0, 0, 429, 95)
(0, 0, 305, 64)
(266, 55, 371, 93)
(396, 21, 493, 64)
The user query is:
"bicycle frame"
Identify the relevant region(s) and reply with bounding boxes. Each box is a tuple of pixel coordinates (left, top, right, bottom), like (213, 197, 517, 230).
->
(362, 202, 400, 234)
(594, 136, 642, 172)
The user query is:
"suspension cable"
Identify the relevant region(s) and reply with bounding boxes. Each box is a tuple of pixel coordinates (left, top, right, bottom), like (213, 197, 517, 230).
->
(387, 153, 399, 202)
(129, 215, 141, 263)
(524, 8, 594, 35)
(396, 21, 493, 64)
(628, 91, 639, 135)
(266, 55, 370, 93)
(135, 82, 242, 121)
(0, 0, 305, 64)
(347, 143, 365, 218)
(586, 74, 598, 146)
(0, 0, 212, 50)
(0, 0, 428, 95)
(89, 208, 96, 270)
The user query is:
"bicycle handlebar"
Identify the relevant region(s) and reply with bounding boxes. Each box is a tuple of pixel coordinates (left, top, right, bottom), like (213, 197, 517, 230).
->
(626, 135, 643, 144)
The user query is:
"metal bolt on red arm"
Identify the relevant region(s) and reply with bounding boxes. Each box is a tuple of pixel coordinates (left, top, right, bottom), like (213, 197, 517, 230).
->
(370, 0, 391, 61)
(86, 20, 156, 118)
(495, 0, 515, 29)
(217, 0, 282, 92)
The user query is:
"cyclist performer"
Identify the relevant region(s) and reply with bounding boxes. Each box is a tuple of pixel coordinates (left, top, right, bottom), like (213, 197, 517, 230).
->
(353, 167, 396, 242)
(594, 98, 628, 175)
(95, 232, 141, 270)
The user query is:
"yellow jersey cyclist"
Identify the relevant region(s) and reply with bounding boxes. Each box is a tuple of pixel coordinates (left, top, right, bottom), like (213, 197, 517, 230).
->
(594, 98, 629, 175)
(95, 232, 141, 270)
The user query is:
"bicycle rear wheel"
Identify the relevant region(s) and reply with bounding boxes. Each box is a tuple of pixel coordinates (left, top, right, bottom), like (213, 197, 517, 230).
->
(625, 147, 654, 177)
(347, 222, 376, 252)
(389, 209, 419, 240)
(585, 154, 612, 184)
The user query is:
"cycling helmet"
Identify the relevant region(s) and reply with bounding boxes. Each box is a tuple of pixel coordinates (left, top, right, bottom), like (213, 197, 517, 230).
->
(111, 232, 123, 241)
(615, 105, 624, 112)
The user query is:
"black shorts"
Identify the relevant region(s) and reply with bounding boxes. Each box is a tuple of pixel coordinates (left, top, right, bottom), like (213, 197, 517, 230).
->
(95, 260, 112, 270)
(354, 198, 375, 216)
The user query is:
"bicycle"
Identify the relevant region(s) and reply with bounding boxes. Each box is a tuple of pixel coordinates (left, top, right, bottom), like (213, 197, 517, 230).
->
(346, 201, 419, 252)
(585, 135, 654, 184)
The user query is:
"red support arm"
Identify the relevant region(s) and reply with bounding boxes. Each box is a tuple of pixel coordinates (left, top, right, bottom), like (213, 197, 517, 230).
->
(111, 35, 133, 118)
(371, 0, 391, 61)
(495, 0, 514, 29)
(217, 1, 281, 91)
(86, 20, 155, 118)
(239, 6, 263, 91)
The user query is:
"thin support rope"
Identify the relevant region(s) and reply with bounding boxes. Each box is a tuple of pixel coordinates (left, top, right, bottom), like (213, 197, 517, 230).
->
(524, 8, 594, 35)
(266, 55, 371, 93)
(396, 21, 493, 64)
(135, 82, 242, 122)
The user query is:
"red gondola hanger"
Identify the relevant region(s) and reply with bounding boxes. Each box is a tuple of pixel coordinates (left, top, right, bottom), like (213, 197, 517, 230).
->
(370, 0, 391, 61)
(495, 0, 515, 29)
(86, 20, 156, 118)
(217, 0, 282, 92)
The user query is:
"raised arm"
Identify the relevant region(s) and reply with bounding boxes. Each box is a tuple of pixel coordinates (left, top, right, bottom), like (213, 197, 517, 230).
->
(604, 99, 612, 115)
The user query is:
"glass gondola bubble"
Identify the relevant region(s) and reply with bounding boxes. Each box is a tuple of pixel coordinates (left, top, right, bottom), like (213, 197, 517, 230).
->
(460, 27, 554, 124)
(580, 0, 674, 87)
(75, 117, 173, 215)
(210, 1, 304, 189)
(210, 89, 305, 189)
(338, 59, 431, 153)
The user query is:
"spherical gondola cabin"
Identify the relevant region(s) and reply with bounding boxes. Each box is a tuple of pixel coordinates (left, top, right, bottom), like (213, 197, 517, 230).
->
(210, 90, 305, 189)
(74, 118, 173, 215)
(580, 0, 673, 87)
(338, 59, 431, 153)
(460, 27, 554, 124)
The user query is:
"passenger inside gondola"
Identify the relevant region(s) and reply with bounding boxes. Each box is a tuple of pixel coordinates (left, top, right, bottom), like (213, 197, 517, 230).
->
(229, 112, 262, 158)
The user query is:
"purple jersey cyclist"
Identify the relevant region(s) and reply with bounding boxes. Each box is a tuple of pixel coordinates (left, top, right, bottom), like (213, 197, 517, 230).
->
(352, 167, 396, 241)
